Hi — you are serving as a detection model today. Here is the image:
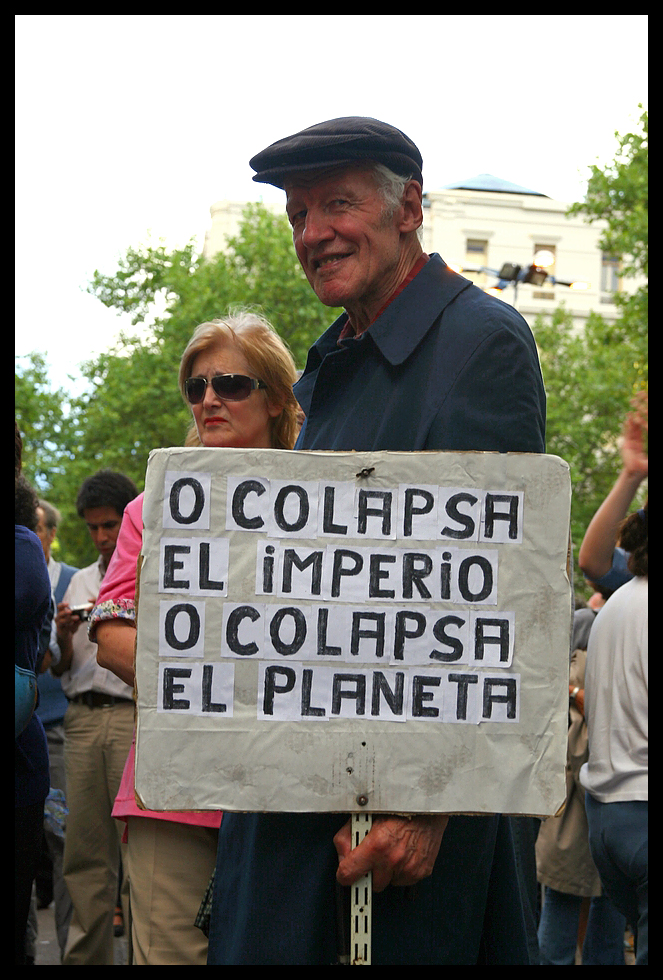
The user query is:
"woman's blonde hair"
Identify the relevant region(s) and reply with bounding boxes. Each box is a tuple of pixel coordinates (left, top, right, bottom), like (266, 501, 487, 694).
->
(178, 309, 299, 450)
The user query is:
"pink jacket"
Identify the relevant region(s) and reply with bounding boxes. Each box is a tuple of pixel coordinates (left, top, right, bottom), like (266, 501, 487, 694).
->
(91, 493, 222, 829)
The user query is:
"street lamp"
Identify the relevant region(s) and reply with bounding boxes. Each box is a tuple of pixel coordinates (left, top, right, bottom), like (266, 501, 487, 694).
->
(495, 263, 547, 302)
(462, 262, 590, 303)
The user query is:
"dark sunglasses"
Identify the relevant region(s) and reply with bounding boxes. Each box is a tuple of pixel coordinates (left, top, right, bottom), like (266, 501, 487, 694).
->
(184, 374, 267, 405)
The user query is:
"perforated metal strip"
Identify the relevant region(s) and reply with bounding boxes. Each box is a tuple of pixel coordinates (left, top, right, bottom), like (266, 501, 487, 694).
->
(350, 812, 372, 965)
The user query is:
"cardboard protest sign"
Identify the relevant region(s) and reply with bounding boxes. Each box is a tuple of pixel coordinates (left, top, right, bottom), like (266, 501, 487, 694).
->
(135, 448, 572, 816)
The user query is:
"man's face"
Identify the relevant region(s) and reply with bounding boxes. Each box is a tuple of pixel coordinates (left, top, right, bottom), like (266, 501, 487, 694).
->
(35, 507, 56, 561)
(82, 506, 122, 564)
(285, 167, 405, 317)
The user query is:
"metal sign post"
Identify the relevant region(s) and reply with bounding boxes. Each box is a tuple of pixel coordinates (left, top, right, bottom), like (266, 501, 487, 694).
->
(350, 812, 372, 965)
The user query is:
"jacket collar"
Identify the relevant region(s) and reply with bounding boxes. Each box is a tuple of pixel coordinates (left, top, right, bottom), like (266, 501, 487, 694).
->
(297, 253, 473, 374)
(367, 253, 472, 365)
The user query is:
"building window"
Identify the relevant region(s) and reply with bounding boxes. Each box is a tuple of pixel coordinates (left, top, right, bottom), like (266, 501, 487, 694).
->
(532, 244, 556, 299)
(533, 245, 556, 277)
(464, 239, 488, 286)
(601, 253, 621, 302)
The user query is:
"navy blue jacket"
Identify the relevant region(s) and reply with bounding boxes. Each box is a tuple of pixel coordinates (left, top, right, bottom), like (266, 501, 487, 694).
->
(15, 525, 51, 807)
(294, 253, 545, 455)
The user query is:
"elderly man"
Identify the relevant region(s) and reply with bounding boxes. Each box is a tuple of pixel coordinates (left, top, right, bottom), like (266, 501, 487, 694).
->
(207, 117, 546, 965)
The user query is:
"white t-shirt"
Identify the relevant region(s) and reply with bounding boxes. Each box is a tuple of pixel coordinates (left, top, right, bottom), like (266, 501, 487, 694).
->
(59, 557, 134, 700)
(580, 575, 648, 802)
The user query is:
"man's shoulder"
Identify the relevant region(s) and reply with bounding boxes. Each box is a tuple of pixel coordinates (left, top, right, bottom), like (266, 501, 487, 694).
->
(15, 523, 43, 556)
(433, 268, 531, 333)
(432, 271, 540, 359)
(374, 255, 536, 368)
(395, 253, 533, 336)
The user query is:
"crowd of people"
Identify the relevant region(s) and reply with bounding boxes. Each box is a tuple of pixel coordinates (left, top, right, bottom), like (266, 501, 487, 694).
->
(15, 116, 647, 965)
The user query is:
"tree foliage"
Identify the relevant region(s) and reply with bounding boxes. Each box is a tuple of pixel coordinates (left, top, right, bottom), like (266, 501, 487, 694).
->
(16, 205, 340, 565)
(568, 107, 647, 282)
(539, 107, 648, 591)
(15, 352, 76, 488)
(85, 205, 339, 369)
(14, 352, 92, 562)
(567, 106, 648, 379)
(530, 304, 646, 589)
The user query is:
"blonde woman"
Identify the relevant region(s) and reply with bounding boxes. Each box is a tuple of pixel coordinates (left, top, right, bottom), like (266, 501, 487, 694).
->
(90, 311, 299, 964)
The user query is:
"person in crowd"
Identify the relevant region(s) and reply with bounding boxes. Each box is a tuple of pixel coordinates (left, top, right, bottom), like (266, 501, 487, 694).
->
(543, 394, 647, 965)
(571, 584, 609, 654)
(15, 423, 52, 964)
(579, 391, 647, 592)
(90, 310, 299, 964)
(33, 499, 77, 958)
(205, 116, 547, 965)
(536, 590, 626, 965)
(580, 504, 648, 965)
(51, 469, 138, 964)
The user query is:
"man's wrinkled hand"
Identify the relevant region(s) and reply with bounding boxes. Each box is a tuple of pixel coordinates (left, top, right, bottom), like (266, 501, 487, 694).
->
(333, 814, 449, 892)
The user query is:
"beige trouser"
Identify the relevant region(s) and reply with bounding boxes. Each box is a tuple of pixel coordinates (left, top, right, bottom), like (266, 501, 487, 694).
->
(126, 817, 219, 965)
(62, 699, 134, 965)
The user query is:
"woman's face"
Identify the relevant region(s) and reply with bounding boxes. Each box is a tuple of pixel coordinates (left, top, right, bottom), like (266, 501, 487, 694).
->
(188, 343, 281, 449)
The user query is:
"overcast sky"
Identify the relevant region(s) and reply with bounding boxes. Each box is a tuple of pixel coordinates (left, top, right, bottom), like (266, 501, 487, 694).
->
(15, 14, 647, 395)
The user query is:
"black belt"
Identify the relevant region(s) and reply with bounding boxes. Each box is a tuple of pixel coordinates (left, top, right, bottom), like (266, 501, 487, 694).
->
(69, 692, 133, 709)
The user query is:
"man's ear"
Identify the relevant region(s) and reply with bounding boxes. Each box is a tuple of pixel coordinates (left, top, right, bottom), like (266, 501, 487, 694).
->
(398, 180, 424, 234)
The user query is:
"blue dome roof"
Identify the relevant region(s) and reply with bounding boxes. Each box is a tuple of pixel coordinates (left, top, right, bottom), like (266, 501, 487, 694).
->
(442, 174, 548, 197)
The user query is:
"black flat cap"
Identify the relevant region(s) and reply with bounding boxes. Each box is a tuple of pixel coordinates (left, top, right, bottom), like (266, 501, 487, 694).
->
(250, 116, 423, 189)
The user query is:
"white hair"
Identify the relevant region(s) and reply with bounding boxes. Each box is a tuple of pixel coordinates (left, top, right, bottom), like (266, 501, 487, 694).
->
(371, 162, 423, 241)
